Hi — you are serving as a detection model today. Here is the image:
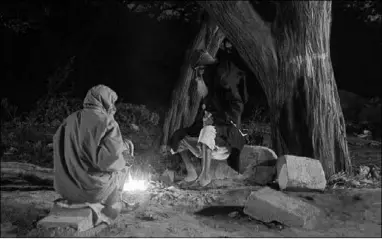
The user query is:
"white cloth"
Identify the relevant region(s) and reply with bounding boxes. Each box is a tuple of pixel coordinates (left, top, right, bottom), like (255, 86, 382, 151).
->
(172, 125, 231, 161)
(197, 125, 216, 150)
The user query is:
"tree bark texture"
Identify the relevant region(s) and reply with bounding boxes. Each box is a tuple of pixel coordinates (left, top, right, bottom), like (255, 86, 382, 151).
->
(198, 1, 352, 178)
(161, 14, 225, 146)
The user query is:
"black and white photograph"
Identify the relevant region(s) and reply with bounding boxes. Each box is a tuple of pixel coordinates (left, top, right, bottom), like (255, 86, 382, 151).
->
(1, 0, 381, 237)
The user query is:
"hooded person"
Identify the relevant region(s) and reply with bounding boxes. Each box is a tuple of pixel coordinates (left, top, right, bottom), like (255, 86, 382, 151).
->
(53, 84, 131, 219)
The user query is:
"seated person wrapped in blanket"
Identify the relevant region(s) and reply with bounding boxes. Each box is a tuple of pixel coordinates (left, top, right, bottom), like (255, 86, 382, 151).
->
(53, 85, 133, 220)
(168, 50, 248, 188)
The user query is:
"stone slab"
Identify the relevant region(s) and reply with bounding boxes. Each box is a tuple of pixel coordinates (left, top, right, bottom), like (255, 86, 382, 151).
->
(276, 155, 327, 191)
(37, 204, 94, 232)
(243, 187, 322, 229)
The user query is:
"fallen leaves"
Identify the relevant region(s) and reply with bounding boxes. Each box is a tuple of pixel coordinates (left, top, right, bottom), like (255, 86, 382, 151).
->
(328, 165, 381, 189)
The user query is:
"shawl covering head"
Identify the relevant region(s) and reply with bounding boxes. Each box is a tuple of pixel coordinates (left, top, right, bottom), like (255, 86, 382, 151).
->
(53, 85, 126, 203)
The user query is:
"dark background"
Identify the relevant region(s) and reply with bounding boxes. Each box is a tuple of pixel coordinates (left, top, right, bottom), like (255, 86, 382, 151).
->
(1, 0, 381, 116)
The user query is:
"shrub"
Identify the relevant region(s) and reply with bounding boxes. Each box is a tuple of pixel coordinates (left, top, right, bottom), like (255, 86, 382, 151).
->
(115, 102, 161, 152)
(1, 95, 161, 166)
(26, 95, 82, 128)
(115, 102, 160, 133)
(242, 105, 271, 146)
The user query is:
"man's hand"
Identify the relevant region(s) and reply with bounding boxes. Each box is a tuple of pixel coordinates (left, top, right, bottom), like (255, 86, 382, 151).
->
(159, 145, 171, 157)
(122, 139, 135, 166)
(123, 154, 135, 167)
(123, 139, 134, 156)
(203, 111, 214, 126)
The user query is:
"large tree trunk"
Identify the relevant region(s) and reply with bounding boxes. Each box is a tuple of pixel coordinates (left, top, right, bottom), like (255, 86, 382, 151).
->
(198, 1, 352, 178)
(161, 13, 225, 146)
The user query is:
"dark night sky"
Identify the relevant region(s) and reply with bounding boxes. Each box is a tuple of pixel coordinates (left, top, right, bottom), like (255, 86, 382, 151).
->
(1, 0, 381, 114)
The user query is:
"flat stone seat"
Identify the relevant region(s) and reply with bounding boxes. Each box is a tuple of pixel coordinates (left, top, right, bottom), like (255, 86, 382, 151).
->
(37, 204, 94, 232)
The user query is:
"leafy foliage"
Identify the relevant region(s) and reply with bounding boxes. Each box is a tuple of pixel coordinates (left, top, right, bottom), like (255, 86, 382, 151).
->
(121, 1, 201, 22)
(342, 0, 381, 24)
(241, 106, 271, 146)
(1, 95, 161, 167)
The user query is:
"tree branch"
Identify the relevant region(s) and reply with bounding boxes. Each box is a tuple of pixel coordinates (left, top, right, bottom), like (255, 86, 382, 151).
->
(197, 1, 278, 100)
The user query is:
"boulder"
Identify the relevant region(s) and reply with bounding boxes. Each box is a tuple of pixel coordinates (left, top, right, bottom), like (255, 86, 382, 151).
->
(276, 155, 326, 191)
(240, 145, 278, 170)
(243, 187, 323, 229)
(240, 146, 278, 185)
(247, 165, 276, 185)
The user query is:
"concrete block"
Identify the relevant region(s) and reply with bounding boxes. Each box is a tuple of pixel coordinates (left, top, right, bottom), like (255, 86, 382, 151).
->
(37, 204, 94, 232)
(243, 187, 322, 229)
(276, 155, 327, 191)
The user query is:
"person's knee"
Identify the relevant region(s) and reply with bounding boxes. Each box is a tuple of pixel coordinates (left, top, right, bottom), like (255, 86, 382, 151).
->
(198, 127, 216, 151)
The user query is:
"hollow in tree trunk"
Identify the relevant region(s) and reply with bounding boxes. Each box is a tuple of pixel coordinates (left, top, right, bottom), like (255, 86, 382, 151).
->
(198, 1, 352, 178)
(161, 13, 225, 146)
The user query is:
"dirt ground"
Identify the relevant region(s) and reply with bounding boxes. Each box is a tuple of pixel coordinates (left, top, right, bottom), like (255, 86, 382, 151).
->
(1, 183, 381, 237)
(1, 135, 381, 238)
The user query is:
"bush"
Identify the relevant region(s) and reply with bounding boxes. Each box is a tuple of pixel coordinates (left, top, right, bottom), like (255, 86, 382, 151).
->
(1, 95, 161, 166)
(27, 95, 83, 128)
(115, 102, 161, 152)
(242, 105, 271, 146)
(115, 102, 160, 135)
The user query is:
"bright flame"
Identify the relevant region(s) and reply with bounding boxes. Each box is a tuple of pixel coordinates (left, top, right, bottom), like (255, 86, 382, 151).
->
(123, 172, 148, 192)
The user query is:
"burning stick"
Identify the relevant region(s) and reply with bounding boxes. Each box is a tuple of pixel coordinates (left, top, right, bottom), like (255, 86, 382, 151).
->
(123, 172, 148, 192)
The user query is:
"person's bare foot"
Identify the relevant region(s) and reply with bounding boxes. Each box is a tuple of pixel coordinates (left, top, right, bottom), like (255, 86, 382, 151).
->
(184, 171, 198, 182)
(101, 202, 122, 220)
(183, 161, 198, 182)
(177, 169, 197, 187)
(195, 175, 212, 187)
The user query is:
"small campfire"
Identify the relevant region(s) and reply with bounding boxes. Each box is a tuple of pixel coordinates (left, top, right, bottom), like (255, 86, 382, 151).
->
(123, 172, 149, 192)
(121, 139, 150, 193)
(121, 169, 152, 207)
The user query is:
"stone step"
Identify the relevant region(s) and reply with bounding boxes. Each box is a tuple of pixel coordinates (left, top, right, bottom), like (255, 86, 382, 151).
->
(243, 187, 323, 229)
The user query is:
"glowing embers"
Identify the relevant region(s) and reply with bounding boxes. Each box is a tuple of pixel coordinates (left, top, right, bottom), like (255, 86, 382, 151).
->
(123, 171, 148, 192)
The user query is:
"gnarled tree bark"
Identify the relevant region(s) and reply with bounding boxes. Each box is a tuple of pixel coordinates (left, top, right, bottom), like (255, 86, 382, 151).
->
(161, 13, 225, 146)
(197, 1, 352, 178)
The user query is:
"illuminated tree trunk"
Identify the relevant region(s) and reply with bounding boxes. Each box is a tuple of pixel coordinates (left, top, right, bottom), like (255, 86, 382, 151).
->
(161, 13, 225, 146)
(198, 1, 352, 178)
